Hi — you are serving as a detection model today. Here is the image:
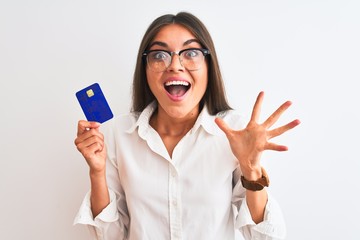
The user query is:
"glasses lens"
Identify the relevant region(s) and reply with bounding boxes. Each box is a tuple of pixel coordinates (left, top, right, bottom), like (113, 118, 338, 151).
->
(146, 49, 207, 72)
(180, 49, 204, 71)
(147, 51, 171, 72)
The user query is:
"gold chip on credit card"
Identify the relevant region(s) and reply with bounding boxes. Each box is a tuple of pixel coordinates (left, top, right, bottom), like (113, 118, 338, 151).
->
(86, 89, 94, 97)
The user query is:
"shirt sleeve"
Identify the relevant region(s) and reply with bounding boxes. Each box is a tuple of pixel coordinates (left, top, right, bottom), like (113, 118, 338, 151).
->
(73, 120, 129, 240)
(73, 190, 126, 240)
(232, 169, 287, 240)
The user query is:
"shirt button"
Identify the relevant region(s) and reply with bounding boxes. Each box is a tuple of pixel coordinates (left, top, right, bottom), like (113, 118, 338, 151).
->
(173, 200, 177, 206)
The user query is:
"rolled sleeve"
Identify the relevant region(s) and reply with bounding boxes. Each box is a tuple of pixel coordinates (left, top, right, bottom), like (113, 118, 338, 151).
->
(74, 190, 119, 225)
(74, 189, 123, 240)
(235, 194, 286, 240)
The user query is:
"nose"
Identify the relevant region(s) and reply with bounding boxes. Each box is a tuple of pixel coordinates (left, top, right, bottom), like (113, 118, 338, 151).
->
(166, 53, 185, 72)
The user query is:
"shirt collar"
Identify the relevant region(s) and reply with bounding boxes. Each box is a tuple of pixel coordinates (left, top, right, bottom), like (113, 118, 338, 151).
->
(126, 101, 224, 136)
(125, 101, 157, 135)
(191, 105, 223, 136)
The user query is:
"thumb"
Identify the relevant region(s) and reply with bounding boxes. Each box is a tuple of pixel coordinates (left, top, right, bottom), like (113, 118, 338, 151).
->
(77, 120, 101, 135)
(215, 117, 232, 135)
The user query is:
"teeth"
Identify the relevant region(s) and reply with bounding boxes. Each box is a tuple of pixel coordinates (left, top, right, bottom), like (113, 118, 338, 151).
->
(165, 81, 189, 86)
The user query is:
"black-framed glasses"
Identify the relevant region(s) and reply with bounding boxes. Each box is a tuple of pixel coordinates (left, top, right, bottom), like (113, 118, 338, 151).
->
(143, 48, 210, 72)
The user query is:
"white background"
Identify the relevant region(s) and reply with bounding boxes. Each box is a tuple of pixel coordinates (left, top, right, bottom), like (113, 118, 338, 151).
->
(1, 0, 359, 239)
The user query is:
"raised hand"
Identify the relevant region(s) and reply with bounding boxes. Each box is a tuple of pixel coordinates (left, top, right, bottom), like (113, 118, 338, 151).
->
(215, 91, 300, 180)
(74, 120, 107, 175)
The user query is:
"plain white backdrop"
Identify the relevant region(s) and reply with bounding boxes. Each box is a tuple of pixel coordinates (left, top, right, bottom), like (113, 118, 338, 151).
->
(1, 0, 359, 239)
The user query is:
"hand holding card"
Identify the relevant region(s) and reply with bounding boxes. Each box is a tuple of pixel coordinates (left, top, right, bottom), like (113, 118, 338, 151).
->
(76, 83, 113, 123)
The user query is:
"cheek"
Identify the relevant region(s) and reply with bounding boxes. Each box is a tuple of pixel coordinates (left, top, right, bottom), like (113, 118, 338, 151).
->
(195, 69, 208, 92)
(146, 70, 162, 92)
(145, 68, 152, 83)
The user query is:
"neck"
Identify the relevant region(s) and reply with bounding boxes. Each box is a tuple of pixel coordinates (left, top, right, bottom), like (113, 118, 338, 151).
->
(150, 106, 200, 137)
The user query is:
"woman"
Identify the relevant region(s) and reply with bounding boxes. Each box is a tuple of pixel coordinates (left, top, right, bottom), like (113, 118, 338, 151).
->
(74, 12, 300, 240)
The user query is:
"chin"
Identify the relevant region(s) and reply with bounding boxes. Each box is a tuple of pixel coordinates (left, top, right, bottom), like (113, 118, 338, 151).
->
(163, 103, 200, 119)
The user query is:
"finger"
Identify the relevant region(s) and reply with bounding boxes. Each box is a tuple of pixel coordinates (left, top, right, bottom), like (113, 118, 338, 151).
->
(265, 142, 288, 151)
(86, 139, 104, 153)
(268, 119, 301, 139)
(81, 141, 105, 160)
(76, 135, 104, 154)
(215, 117, 232, 136)
(250, 91, 265, 123)
(75, 129, 104, 146)
(83, 128, 104, 140)
(263, 100, 292, 128)
(77, 120, 101, 136)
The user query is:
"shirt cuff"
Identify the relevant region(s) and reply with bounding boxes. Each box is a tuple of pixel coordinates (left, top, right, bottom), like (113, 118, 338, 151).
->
(73, 189, 119, 227)
(235, 194, 286, 239)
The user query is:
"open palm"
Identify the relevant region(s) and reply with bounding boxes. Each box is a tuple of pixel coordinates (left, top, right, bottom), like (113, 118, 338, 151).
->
(215, 92, 300, 176)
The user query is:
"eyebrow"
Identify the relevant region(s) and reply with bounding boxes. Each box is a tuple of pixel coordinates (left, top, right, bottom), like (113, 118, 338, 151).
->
(148, 39, 200, 49)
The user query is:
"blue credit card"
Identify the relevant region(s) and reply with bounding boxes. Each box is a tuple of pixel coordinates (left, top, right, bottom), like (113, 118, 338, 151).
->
(76, 83, 113, 123)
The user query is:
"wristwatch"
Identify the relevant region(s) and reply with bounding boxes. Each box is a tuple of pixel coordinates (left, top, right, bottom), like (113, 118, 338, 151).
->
(241, 167, 270, 191)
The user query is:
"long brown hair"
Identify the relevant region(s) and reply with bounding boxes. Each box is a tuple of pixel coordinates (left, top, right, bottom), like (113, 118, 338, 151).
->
(131, 12, 232, 115)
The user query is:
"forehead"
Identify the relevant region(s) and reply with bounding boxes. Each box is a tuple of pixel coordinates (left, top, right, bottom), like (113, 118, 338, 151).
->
(151, 24, 200, 47)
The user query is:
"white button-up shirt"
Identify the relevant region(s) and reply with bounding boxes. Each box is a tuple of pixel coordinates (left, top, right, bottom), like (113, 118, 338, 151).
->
(74, 102, 286, 240)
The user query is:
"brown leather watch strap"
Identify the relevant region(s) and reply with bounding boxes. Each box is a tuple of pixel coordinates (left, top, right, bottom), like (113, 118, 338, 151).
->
(241, 167, 270, 191)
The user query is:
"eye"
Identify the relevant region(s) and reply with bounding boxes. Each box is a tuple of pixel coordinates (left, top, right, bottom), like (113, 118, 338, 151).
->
(150, 51, 169, 61)
(183, 49, 201, 59)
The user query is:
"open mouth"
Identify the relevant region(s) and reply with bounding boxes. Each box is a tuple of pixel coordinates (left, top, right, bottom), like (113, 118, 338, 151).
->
(164, 80, 191, 97)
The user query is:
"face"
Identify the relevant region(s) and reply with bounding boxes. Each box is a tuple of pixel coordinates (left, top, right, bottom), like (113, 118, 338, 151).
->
(146, 24, 208, 120)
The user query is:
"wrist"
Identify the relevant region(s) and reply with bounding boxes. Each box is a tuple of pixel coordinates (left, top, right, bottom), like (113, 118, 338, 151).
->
(240, 165, 262, 181)
(89, 169, 106, 180)
(241, 167, 270, 191)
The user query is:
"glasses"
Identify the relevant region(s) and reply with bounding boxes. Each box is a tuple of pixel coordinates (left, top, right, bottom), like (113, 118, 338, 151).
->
(143, 48, 210, 72)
